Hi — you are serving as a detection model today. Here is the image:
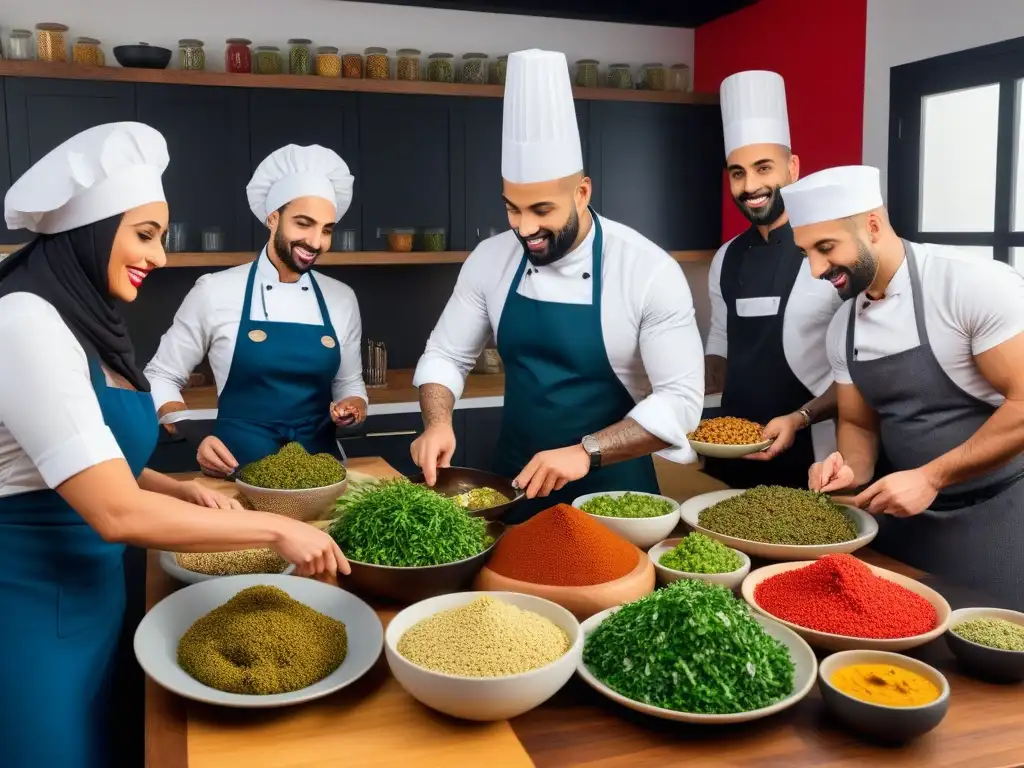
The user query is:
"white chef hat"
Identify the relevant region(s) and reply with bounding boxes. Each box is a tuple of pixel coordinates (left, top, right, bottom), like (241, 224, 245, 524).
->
(782, 166, 884, 228)
(4, 122, 168, 234)
(720, 70, 790, 158)
(247, 144, 354, 224)
(501, 49, 584, 184)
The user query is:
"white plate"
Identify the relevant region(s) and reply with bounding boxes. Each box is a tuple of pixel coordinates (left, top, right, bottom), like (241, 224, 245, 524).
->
(679, 489, 878, 560)
(647, 538, 750, 590)
(158, 550, 294, 585)
(135, 574, 382, 708)
(577, 606, 817, 724)
(688, 439, 772, 459)
(573, 491, 681, 550)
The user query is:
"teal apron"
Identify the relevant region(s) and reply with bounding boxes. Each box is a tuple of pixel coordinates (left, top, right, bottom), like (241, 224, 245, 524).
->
(213, 256, 342, 468)
(494, 211, 660, 523)
(0, 359, 158, 768)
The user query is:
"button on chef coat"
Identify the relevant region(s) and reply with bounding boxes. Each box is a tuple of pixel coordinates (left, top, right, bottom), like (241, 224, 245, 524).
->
(145, 249, 367, 412)
(827, 242, 1024, 404)
(413, 217, 705, 464)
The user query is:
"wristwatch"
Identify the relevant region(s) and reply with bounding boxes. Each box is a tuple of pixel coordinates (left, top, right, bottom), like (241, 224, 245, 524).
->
(581, 435, 602, 471)
(797, 408, 812, 428)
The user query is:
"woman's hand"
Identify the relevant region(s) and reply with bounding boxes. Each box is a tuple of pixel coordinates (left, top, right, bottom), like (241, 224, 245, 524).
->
(271, 517, 351, 578)
(197, 435, 239, 476)
(178, 480, 244, 510)
(331, 396, 368, 426)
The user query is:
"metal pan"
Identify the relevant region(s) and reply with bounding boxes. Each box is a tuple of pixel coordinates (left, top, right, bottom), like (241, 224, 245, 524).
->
(406, 466, 524, 521)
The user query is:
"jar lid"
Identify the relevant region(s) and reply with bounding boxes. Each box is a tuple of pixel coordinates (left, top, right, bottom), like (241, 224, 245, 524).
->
(36, 23, 69, 32)
(316, 46, 339, 54)
(642, 62, 665, 68)
(11, 29, 32, 37)
(497, 55, 508, 61)
(389, 227, 416, 234)
(576, 59, 599, 65)
(609, 62, 629, 68)
(670, 63, 690, 70)
(428, 52, 453, 59)
(343, 51, 362, 57)
(423, 227, 446, 234)
(397, 48, 421, 55)
(179, 38, 205, 47)
(364, 46, 388, 54)
(226, 38, 252, 45)
(75, 37, 101, 45)
(255, 45, 280, 51)
(288, 38, 312, 45)
(463, 52, 487, 59)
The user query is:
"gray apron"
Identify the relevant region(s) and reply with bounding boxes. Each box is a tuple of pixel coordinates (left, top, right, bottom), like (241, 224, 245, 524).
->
(847, 242, 1024, 607)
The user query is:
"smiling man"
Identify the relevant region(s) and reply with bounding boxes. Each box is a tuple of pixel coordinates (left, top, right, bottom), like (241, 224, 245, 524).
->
(146, 144, 368, 473)
(410, 49, 704, 521)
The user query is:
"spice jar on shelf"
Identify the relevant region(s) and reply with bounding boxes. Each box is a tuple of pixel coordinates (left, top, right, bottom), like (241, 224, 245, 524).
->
(336, 229, 356, 252)
(397, 48, 421, 81)
(422, 227, 446, 252)
(365, 47, 390, 79)
(386, 228, 415, 253)
(575, 59, 599, 88)
(178, 39, 205, 71)
(461, 52, 487, 84)
(668, 63, 691, 92)
(8, 30, 34, 61)
(342, 53, 363, 78)
(225, 38, 252, 73)
(491, 54, 507, 85)
(608, 63, 632, 89)
(72, 37, 104, 67)
(315, 46, 341, 77)
(427, 52, 454, 83)
(253, 45, 282, 75)
(36, 23, 69, 62)
(288, 39, 312, 75)
(641, 62, 667, 91)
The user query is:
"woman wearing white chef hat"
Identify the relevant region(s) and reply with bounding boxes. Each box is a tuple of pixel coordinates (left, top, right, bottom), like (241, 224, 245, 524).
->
(0, 124, 348, 768)
(146, 144, 367, 475)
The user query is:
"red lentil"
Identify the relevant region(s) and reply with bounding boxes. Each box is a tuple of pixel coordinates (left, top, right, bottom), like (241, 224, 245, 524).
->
(754, 554, 938, 639)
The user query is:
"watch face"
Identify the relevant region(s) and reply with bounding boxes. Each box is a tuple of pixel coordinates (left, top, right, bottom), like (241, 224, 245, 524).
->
(583, 436, 600, 454)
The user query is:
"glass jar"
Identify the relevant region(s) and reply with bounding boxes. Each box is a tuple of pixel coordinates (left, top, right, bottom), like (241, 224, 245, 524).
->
(387, 228, 415, 253)
(397, 48, 421, 81)
(607, 63, 632, 90)
(288, 39, 312, 75)
(668, 63, 691, 93)
(225, 38, 252, 73)
(178, 39, 205, 71)
(253, 46, 282, 75)
(342, 53, 363, 78)
(427, 52, 454, 83)
(491, 55, 507, 85)
(72, 37, 104, 67)
(575, 59, 599, 88)
(422, 228, 447, 252)
(315, 46, 341, 77)
(461, 52, 487, 85)
(336, 230, 356, 252)
(365, 47, 390, 80)
(8, 30, 34, 61)
(36, 23, 69, 62)
(641, 62, 667, 91)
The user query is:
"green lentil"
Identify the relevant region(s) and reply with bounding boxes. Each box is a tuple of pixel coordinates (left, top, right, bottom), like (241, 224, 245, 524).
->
(421, 229, 446, 252)
(575, 59, 599, 88)
(239, 442, 346, 490)
(178, 39, 206, 71)
(174, 549, 287, 576)
(254, 47, 282, 75)
(659, 533, 742, 574)
(177, 585, 347, 695)
(583, 580, 794, 714)
(952, 618, 1024, 651)
(397, 595, 570, 676)
(608, 63, 632, 89)
(580, 492, 673, 519)
(288, 39, 312, 75)
(427, 53, 454, 83)
(461, 53, 487, 84)
(698, 486, 858, 545)
(491, 55, 507, 85)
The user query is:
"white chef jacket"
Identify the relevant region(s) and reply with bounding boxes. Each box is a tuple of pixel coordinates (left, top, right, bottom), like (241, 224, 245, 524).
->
(145, 249, 367, 412)
(413, 216, 705, 464)
(827, 242, 1024, 406)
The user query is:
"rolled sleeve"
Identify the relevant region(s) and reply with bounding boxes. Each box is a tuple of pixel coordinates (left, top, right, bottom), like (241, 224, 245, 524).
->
(704, 242, 730, 358)
(145, 278, 211, 411)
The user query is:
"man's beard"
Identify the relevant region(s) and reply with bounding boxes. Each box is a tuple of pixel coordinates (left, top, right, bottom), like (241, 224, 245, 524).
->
(733, 185, 786, 226)
(821, 238, 877, 301)
(273, 228, 322, 274)
(515, 206, 581, 267)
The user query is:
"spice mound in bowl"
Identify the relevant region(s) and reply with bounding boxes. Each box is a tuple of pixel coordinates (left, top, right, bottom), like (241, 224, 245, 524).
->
(945, 607, 1024, 682)
(239, 442, 346, 490)
(574, 491, 681, 549)
(174, 549, 287, 576)
(658, 533, 742, 574)
(700, 486, 857, 546)
(580, 492, 674, 519)
(687, 417, 772, 458)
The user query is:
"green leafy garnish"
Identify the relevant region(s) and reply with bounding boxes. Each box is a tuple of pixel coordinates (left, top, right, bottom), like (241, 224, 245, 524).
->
(580, 492, 673, 519)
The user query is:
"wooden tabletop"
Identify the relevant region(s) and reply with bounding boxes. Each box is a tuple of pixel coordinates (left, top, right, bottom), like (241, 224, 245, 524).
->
(146, 459, 1024, 768)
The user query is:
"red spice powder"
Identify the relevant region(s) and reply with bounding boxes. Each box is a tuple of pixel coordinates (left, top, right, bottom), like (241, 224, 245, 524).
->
(754, 554, 938, 639)
(487, 504, 638, 587)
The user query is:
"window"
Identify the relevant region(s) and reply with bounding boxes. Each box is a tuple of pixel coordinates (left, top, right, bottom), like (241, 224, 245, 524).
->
(889, 36, 1024, 263)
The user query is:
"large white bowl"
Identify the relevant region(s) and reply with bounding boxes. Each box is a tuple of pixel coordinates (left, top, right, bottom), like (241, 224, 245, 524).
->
(573, 491, 681, 550)
(385, 591, 582, 721)
(647, 537, 750, 590)
(158, 550, 294, 585)
(577, 606, 817, 724)
(680, 489, 878, 560)
(688, 438, 772, 459)
(235, 478, 348, 522)
(135, 574, 382, 708)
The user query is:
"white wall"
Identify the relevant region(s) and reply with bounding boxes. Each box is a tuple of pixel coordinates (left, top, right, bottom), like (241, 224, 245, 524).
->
(863, 0, 1024, 197)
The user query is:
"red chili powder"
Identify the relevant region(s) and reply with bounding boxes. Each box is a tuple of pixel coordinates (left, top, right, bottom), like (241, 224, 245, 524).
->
(754, 554, 938, 639)
(487, 504, 638, 587)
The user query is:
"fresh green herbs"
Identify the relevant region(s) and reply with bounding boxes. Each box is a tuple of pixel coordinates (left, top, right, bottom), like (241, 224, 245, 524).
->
(239, 442, 346, 490)
(329, 479, 492, 567)
(698, 486, 857, 545)
(659, 533, 742, 574)
(582, 580, 794, 714)
(580, 492, 674, 519)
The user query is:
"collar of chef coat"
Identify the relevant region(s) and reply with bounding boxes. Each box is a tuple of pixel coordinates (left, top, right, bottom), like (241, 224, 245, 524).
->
(256, 246, 313, 287)
(858, 252, 908, 312)
(529, 216, 597, 279)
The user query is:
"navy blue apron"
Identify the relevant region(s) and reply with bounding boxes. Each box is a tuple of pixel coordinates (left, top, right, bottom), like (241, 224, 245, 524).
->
(0, 359, 158, 768)
(213, 256, 342, 468)
(493, 211, 660, 523)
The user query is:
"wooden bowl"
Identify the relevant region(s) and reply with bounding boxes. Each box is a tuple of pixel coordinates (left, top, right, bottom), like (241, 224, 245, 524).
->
(407, 466, 524, 521)
(473, 548, 655, 621)
(235, 478, 348, 522)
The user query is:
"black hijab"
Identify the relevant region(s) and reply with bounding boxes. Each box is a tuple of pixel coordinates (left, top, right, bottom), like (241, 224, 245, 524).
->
(0, 214, 150, 392)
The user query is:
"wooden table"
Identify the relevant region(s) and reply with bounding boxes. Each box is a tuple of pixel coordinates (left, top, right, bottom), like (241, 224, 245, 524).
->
(146, 458, 1024, 768)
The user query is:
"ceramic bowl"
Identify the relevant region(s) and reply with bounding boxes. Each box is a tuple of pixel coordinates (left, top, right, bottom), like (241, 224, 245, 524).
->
(680, 489, 878, 560)
(406, 466, 524, 521)
(945, 607, 1024, 682)
(235, 478, 348, 522)
(818, 650, 950, 741)
(741, 561, 951, 651)
(385, 591, 582, 721)
(573, 491, 681, 550)
(158, 550, 294, 585)
(113, 43, 172, 69)
(577, 608, 817, 724)
(647, 537, 750, 590)
(687, 438, 773, 459)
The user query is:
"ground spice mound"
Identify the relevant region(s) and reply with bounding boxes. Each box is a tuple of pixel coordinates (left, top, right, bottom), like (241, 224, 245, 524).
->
(177, 585, 348, 694)
(754, 554, 938, 639)
(487, 504, 638, 586)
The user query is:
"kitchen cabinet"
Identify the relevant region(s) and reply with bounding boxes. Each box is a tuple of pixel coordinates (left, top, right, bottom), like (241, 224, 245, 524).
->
(0, 81, 13, 245)
(338, 412, 424, 476)
(460, 406, 504, 474)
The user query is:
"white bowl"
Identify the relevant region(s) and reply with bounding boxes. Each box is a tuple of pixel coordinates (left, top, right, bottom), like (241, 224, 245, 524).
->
(573, 491, 681, 550)
(647, 537, 750, 590)
(235, 477, 348, 522)
(577, 607, 817, 724)
(158, 550, 295, 584)
(134, 574, 383, 708)
(384, 591, 582, 721)
(680, 489, 878, 560)
(688, 438, 772, 459)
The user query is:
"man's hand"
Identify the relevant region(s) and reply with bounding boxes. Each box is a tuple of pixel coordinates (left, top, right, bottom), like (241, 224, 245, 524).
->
(515, 445, 590, 500)
(410, 423, 457, 486)
(197, 435, 239, 477)
(178, 480, 245, 510)
(331, 396, 367, 426)
(705, 354, 726, 395)
(808, 451, 856, 492)
(854, 469, 939, 517)
(745, 412, 802, 461)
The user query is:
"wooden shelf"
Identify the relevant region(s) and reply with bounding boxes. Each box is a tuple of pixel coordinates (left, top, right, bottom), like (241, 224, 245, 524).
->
(0, 60, 718, 105)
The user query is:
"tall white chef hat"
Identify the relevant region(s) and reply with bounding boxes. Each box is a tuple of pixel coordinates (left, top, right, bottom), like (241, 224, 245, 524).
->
(247, 144, 354, 224)
(501, 49, 584, 184)
(720, 70, 790, 158)
(782, 166, 884, 228)
(4, 122, 168, 234)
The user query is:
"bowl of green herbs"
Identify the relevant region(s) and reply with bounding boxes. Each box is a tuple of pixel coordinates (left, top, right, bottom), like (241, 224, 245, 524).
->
(235, 442, 348, 522)
(573, 491, 680, 550)
(648, 533, 750, 590)
(327, 479, 503, 604)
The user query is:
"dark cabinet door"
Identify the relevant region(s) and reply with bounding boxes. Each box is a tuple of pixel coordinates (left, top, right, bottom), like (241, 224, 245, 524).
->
(0, 80, 14, 245)
(461, 407, 504, 473)
(338, 412, 423, 476)
(136, 85, 252, 252)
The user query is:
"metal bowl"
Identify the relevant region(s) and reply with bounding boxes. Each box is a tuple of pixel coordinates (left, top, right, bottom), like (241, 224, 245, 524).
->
(406, 466, 523, 521)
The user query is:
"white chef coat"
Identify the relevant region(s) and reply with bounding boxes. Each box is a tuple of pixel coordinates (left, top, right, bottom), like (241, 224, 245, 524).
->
(827, 242, 1024, 406)
(413, 216, 705, 464)
(0, 293, 126, 496)
(145, 249, 367, 412)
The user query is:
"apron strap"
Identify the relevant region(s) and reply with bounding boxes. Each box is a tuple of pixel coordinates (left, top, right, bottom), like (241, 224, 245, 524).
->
(589, 207, 604, 336)
(237, 256, 261, 334)
(902, 240, 930, 348)
(307, 271, 336, 334)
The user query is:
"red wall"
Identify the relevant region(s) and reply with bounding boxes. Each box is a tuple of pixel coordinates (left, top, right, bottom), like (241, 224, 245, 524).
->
(694, 0, 868, 241)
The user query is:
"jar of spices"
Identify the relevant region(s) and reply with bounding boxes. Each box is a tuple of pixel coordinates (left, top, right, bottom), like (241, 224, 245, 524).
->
(461, 52, 487, 85)
(668, 63, 691, 92)
(365, 47, 390, 80)
(72, 37, 104, 67)
(491, 55, 507, 85)
(422, 227, 446, 252)
(7, 30, 34, 61)
(387, 228, 415, 253)
(575, 59, 599, 88)
(641, 62, 667, 91)
(253, 46, 282, 75)
(178, 39, 205, 71)
(315, 46, 341, 77)
(225, 38, 252, 73)
(427, 52, 454, 83)
(396, 48, 421, 81)
(607, 63, 632, 90)
(288, 39, 312, 75)
(36, 23, 69, 63)
(342, 53, 362, 78)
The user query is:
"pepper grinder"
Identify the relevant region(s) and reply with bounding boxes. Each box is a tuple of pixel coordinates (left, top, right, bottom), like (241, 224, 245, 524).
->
(364, 339, 388, 388)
